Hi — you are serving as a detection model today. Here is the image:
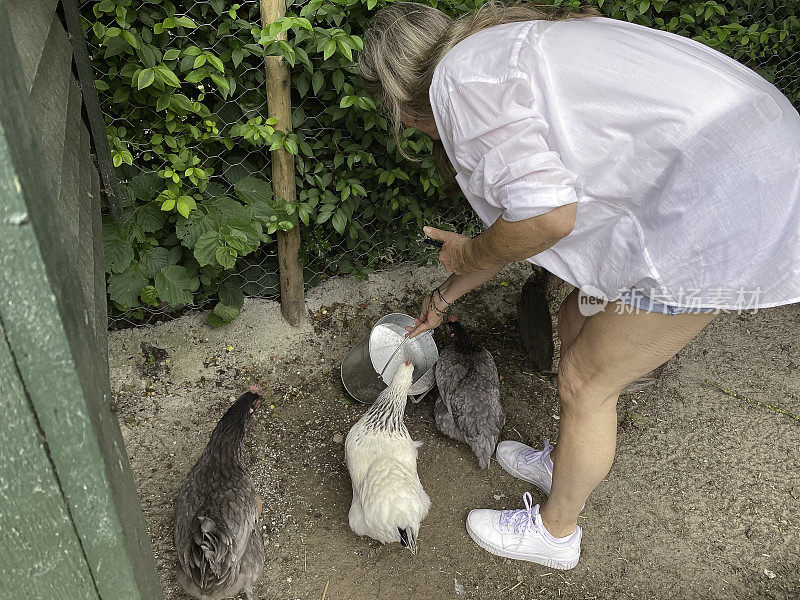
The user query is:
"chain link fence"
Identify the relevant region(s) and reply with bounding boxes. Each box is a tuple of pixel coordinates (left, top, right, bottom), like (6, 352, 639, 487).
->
(81, 0, 799, 329)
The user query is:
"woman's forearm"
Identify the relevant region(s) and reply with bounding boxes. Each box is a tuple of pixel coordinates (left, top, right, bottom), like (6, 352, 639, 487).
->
(465, 203, 577, 272)
(438, 262, 506, 305)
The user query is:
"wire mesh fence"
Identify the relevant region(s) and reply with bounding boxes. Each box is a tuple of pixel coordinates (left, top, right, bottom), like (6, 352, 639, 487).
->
(81, 0, 799, 330)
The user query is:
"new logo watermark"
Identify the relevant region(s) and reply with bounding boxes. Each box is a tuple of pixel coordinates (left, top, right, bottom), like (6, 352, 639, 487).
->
(577, 285, 608, 316)
(576, 286, 762, 316)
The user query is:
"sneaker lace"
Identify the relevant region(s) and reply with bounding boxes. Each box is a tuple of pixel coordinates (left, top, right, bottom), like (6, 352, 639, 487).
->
(498, 492, 538, 535)
(519, 439, 553, 465)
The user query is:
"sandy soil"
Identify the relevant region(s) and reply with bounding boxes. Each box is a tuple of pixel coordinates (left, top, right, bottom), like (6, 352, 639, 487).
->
(109, 262, 800, 600)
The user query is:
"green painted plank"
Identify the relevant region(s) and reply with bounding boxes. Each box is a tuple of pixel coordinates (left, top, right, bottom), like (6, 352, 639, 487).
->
(29, 12, 72, 211)
(61, 77, 83, 245)
(87, 140, 110, 372)
(5, 0, 61, 92)
(0, 6, 163, 600)
(0, 319, 99, 600)
(61, 0, 121, 217)
(78, 121, 97, 333)
(58, 76, 83, 248)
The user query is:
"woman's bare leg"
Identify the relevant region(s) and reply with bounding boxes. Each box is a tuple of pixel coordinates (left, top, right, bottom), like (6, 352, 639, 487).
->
(540, 302, 715, 537)
(557, 287, 586, 352)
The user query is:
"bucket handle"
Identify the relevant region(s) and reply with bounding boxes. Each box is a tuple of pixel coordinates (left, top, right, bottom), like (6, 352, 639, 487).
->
(377, 330, 434, 381)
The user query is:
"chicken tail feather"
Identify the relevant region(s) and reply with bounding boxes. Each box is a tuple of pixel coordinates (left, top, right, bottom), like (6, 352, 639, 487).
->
(398, 527, 419, 555)
(187, 517, 235, 591)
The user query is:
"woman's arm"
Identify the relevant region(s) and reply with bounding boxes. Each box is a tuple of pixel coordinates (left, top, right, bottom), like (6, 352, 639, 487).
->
(427, 202, 577, 274)
(405, 264, 504, 338)
(405, 203, 576, 338)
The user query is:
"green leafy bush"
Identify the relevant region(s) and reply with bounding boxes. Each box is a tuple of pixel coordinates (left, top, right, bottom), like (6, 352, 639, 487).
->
(83, 0, 798, 326)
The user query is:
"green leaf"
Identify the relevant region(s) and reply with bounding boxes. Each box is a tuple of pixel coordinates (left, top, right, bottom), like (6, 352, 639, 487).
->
(161, 195, 176, 211)
(332, 69, 344, 92)
(140, 285, 159, 306)
(215, 246, 237, 269)
(108, 262, 148, 307)
(137, 203, 167, 232)
(176, 195, 197, 218)
(332, 209, 347, 235)
(311, 70, 324, 95)
(137, 44, 157, 68)
(323, 39, 336, 60)
(218, 280, 245, 310)
(137, 68, 155, 89)
(283, 137, 298, 155)
(103, 230, 134, 273)
(157, 65, 181, 87)
(155, 265, 198, 306)
(163, 48, 181, 61)
(232, 48, 244, 67)
(212, 301, 240, 323)
(185, 69, 206, 83)
(194, 231, 222, 266)
(235, 176, 273, 205)
(172, 94, 194, 112)
(129, 172, 162, 201)
(337, 39, 353, 61)
(156, 94, 171, 111)
(222, 218, 261, 253)
(208, 311, 227, 327)
(176, 213, 207, 247)
(142, 247, 170, 277)
(122, 30, 138, 49)
(206, 55, 225, 72)
(176, 16, 197, 29)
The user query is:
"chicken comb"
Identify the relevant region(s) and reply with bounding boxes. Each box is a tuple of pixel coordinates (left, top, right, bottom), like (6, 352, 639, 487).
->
(249, 384, 262, 395)
(448, 315, 458, 322)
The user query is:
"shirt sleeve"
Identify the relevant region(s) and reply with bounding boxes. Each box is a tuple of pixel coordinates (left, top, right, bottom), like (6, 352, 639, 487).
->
(433, 76, 580, 222)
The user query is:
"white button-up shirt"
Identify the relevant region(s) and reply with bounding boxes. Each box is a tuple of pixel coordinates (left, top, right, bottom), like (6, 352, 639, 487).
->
(430, 17, 800, 310)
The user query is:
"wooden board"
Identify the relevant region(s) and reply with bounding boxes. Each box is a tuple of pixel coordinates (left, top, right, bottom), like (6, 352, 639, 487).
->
(78, 121, 96, 333)
(5, 0, 61, 91)
(58, 76, 83, 247)
(0, 5, 163, 599)
(29, 11, 72, 207)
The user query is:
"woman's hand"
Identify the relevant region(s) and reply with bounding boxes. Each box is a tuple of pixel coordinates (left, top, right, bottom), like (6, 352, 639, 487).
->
(423, 226, 476, 274)
(405, 291, 447, 338)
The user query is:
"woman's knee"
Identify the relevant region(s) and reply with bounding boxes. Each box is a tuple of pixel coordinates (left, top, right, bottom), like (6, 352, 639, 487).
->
(557, 347, 617, 411)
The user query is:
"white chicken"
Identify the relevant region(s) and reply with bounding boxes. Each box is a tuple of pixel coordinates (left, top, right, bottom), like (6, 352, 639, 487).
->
(345, 358, 431, 554)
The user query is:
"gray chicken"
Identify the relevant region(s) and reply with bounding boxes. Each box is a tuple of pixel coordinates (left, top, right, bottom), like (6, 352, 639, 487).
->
(434, 316, 505, 468)
(174, 385, 265, 600)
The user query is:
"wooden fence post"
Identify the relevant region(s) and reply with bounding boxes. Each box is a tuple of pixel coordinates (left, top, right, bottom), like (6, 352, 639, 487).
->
(260, 0, 307, 326)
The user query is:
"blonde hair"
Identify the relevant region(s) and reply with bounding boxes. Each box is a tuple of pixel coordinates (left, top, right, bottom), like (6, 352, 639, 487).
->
(359, 2, 600, 188)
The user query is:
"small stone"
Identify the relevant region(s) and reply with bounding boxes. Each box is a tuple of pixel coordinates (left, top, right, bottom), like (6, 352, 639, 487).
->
(333, 433, 344, 444)
(764, 569, 776, 579)
(493, 494, 505, 500)
(454, 578, 465, 596)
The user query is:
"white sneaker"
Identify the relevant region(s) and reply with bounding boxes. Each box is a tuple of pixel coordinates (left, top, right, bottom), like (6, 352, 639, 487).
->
(466, 492, 581, 569)
(496, 439, 554, 495)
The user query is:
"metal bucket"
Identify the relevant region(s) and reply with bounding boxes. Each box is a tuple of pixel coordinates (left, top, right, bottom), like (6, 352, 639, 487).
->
(341, 313, 438, 404)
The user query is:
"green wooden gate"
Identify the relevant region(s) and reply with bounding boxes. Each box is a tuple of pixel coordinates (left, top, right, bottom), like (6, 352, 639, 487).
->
(0, 1, 163, 597)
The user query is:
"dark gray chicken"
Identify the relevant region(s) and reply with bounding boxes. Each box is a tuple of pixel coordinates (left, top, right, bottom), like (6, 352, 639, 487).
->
(174, 385, 265, 600)
(517, 267, 554, 373)
(434, 316, 505, 469)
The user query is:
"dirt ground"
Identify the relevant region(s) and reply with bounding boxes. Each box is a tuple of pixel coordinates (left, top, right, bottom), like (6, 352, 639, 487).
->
(109, 263, 800, 600)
